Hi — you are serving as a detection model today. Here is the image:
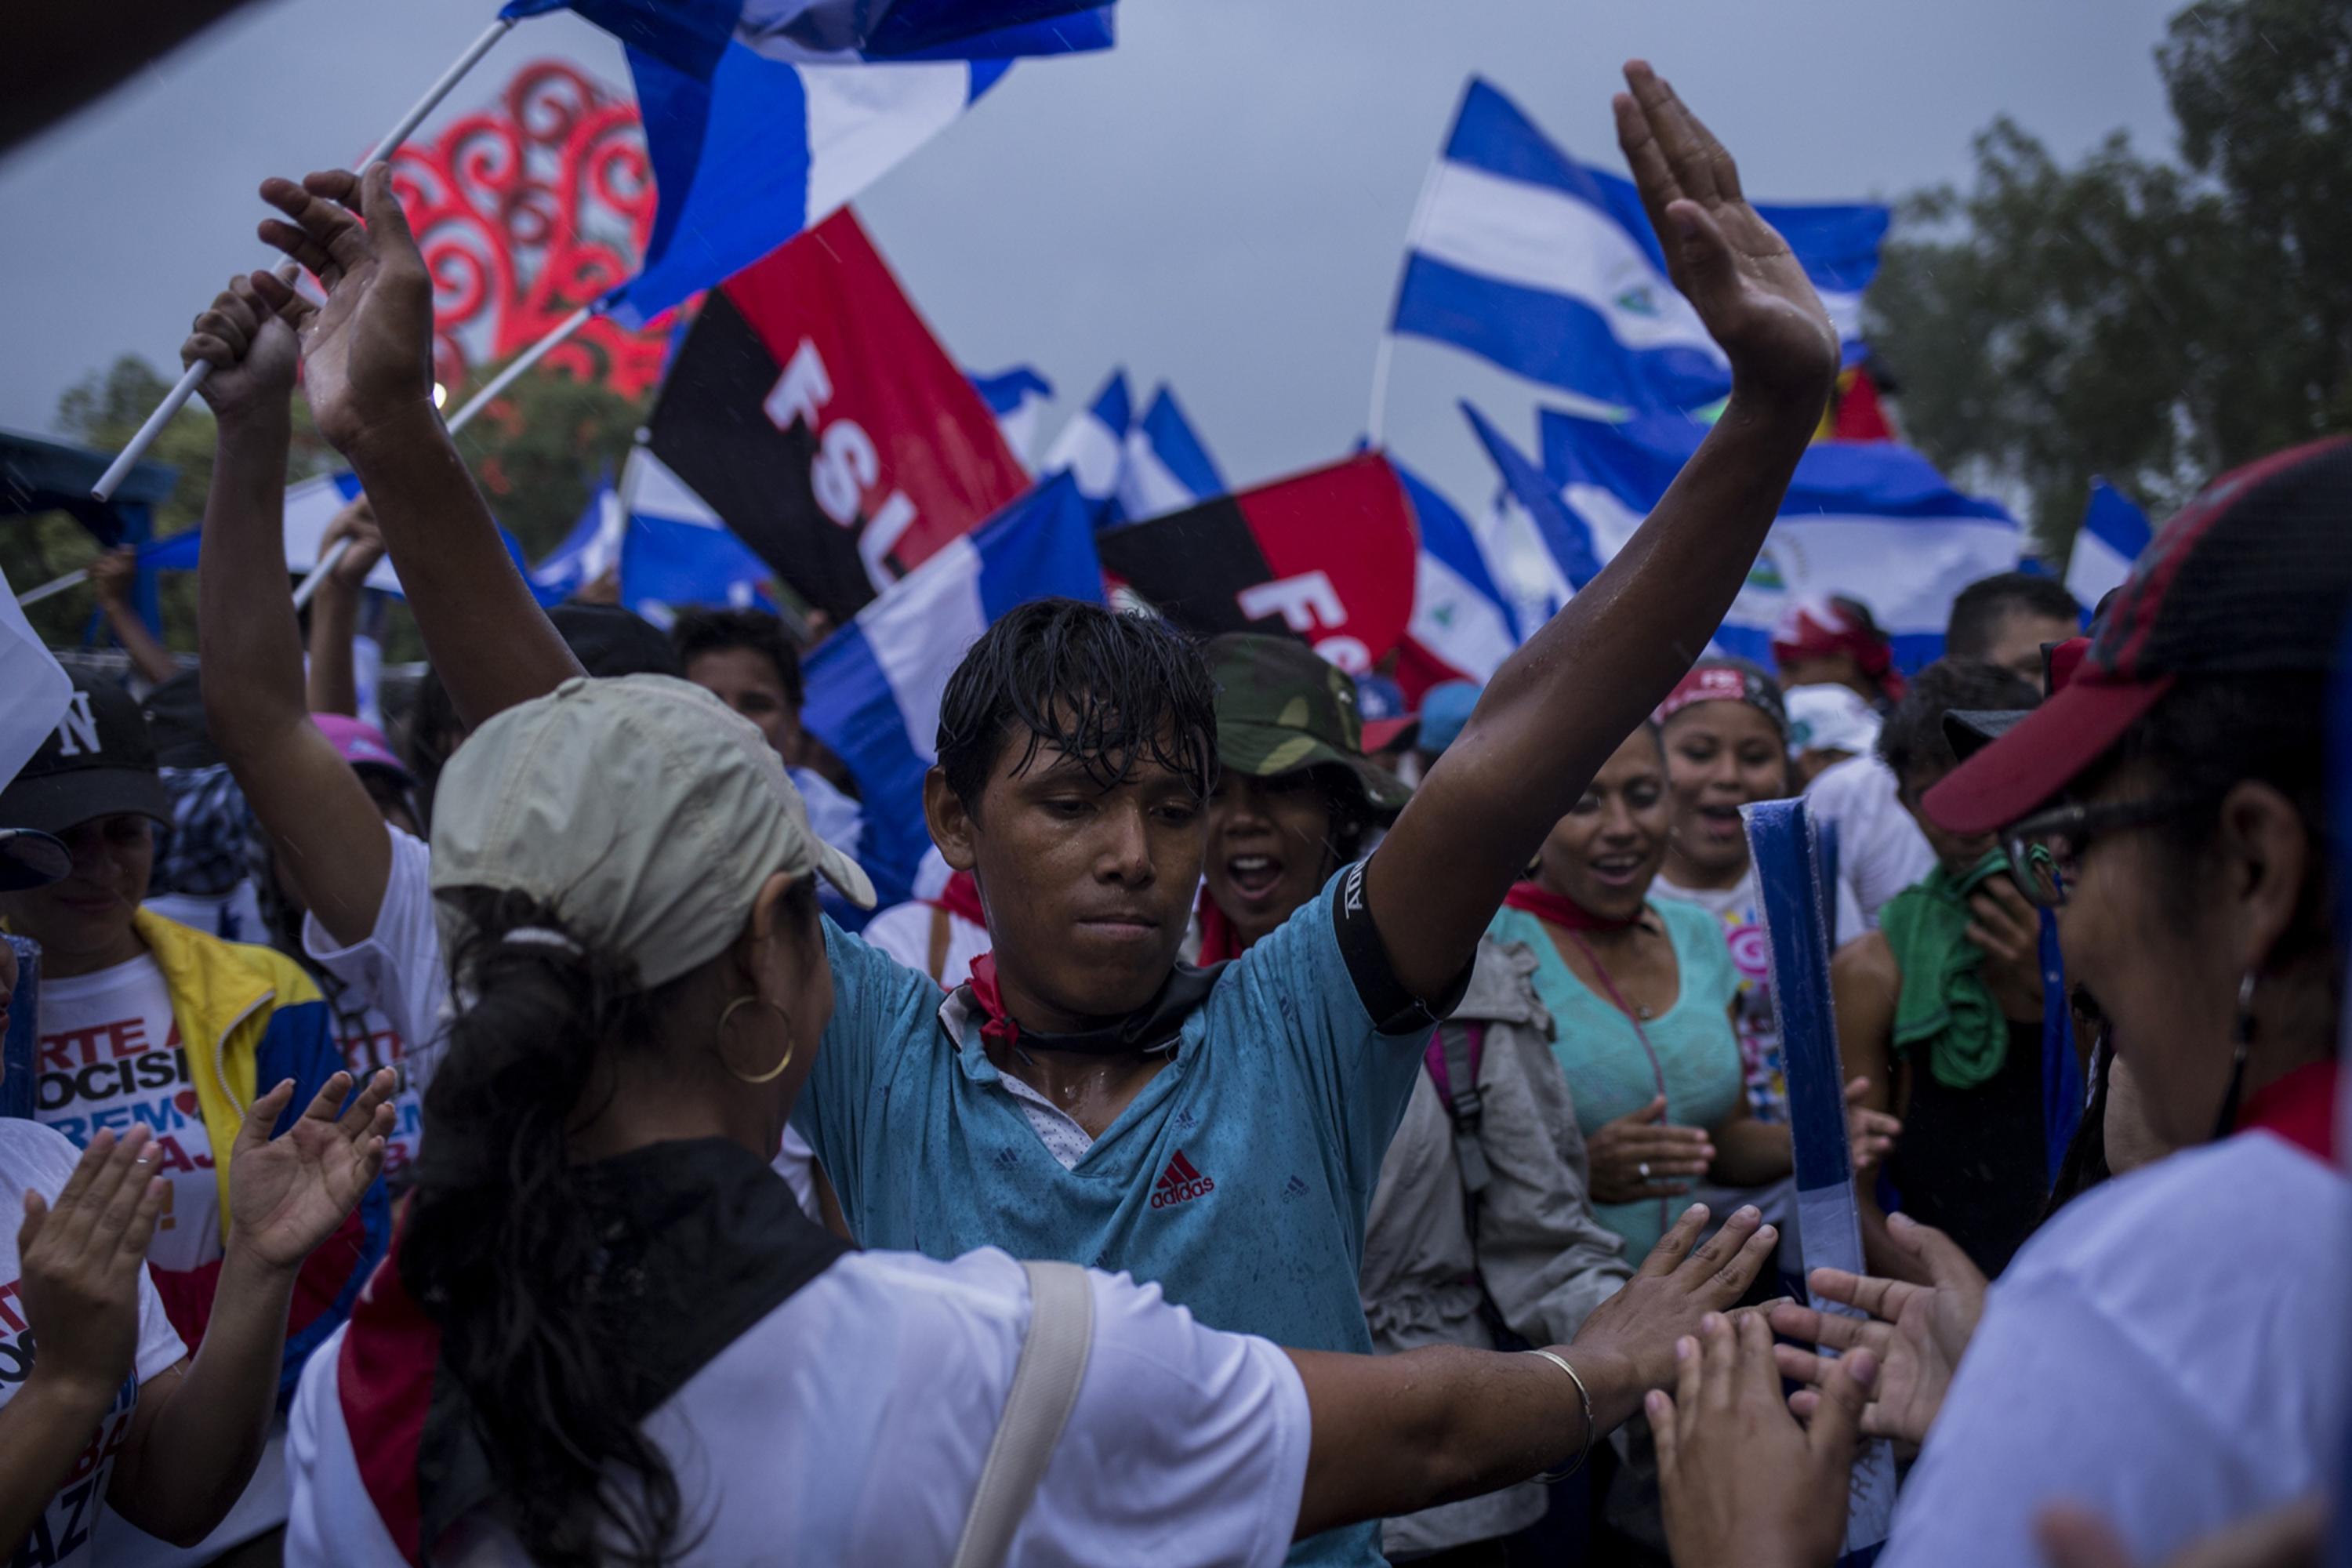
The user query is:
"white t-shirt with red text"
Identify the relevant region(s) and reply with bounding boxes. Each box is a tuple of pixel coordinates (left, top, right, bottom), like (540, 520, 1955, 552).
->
(33, 956, 221, 1272)
(0, 1118, 188, 1568)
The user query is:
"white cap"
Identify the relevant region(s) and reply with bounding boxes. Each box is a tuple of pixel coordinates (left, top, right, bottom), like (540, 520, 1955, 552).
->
(1784, 682, 1882, 761)
(429, 675, 873, 989)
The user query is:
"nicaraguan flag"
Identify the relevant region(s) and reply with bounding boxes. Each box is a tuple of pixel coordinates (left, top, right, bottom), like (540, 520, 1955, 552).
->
(1116, 384, 1228, 523)
(968, 365, 1055, 468)
(1394, 460, 1519, 695)
(1465, 401, 1602, 605)
(800, 470, 1103, 906)
(528, 481, 626, 604)
(2065, 477, 2151, 612)
(1039, 370, 1133, 521)
(1391, 78, 1888, 412)
(618, 448, 777, 620)
(144, 473, 538, 598)
(561, 2, 1114, 328)
(1543, 409, 2022, 670)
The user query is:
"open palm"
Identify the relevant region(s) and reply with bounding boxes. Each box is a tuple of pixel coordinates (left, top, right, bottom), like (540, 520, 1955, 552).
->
(227, 1070, 395, 1271)
(1613, 62, 1841, 403)
(1771, 1216, 1987, 1450)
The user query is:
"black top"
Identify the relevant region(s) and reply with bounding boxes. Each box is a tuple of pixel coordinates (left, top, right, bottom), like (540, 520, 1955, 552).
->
(1884, 1018, 2049, 1279)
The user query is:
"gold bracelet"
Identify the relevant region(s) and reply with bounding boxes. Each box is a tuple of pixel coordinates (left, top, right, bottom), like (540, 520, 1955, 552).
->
(1525, 1348, 1594, 1483)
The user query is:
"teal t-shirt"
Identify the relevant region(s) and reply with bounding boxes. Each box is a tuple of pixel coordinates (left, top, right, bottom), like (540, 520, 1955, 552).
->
(797, 870, 1439, 1568)
(1488, 898, 1745, 1255)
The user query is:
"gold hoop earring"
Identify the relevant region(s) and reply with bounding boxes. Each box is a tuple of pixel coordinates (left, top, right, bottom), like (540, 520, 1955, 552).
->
(717, 994, 797, 1084)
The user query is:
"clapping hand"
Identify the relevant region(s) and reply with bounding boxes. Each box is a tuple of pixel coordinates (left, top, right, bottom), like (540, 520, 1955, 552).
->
(224, 1070, 395, 1273)
(17, 1128, 169, 1403)
(250, 165, 435, 456)
(1770, 1211, 1986, 1452)
(1652, 1308, 1875, 1568)
(1568, 1203, 1779, 1396)
(1613, 61, 1840, 406)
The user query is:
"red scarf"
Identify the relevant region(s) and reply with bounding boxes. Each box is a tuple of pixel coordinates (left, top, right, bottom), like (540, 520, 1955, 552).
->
(966, 952, 1022, 1051)
(1194, 886, 1246, 964)
(2234, 1058, 2340, 1164)
(927, 869, 987, 927)
(1501, 880, 1643, 932)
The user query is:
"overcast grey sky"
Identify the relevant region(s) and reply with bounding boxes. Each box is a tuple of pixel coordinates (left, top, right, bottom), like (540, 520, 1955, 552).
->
(0, 0, 2183, 509)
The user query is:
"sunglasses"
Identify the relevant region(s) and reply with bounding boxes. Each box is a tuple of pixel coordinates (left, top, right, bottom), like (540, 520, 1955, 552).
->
(2002, 795, 2204, 907)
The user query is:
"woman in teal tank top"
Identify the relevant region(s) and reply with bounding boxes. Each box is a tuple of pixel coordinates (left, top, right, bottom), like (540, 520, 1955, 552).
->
(1488, 724, 1900, 1254)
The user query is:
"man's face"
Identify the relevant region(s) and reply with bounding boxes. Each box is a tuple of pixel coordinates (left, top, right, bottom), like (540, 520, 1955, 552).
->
(927, 731, 1205, 1029)
(687, 648, 804, 758)
(1896, 763, 1997, 877)
(1980, 610, 2078, 688)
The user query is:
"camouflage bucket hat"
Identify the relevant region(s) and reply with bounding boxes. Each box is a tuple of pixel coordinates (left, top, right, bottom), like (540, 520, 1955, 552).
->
(1205, 633, 1412, 817)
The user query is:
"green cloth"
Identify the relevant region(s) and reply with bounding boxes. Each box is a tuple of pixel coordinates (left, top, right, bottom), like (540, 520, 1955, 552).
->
(1878, 851, 2012, 1091)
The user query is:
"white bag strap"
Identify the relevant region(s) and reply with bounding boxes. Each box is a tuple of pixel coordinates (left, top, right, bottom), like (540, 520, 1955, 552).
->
(951, 1260, 1096, 1568)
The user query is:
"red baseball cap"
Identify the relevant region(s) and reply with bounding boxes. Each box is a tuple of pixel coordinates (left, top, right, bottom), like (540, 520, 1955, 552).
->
(1926, 437, 2352, 835)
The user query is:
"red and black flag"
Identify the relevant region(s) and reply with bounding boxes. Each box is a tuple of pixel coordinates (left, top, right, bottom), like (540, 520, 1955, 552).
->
(1094, 452, 1418, 674)
(646, 208, 1029, 624)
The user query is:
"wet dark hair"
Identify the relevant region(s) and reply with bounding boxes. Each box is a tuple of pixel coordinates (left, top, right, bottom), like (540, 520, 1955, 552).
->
(1945, 572, 2080, 661)
(673, 608, 804, 711)
(1877, 660, 2041, 782)
(402, 880, 820, 1566)
(936, 599, 1217, 815)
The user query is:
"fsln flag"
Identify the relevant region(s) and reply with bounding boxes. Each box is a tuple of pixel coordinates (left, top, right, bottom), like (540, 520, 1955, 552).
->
(529, 480, 626, 604)
(2066, 477, 2152, 612)
(579, 0, 1115, 327)
(1394, 460, 1519, 700)
(1116, 384, 1227, 524)
(800, 471, 1103, 907)
(1095, 452, 1418, 676)
(1039, 369, 1132, 518)
(1391, 77, 1887, 412)
(499, 0, 1112, 71)
(647, 208, 1029, 625)
(618, 447, 777, 621)
(967, 365, 1055, 468)
(1542, 409, 2021, 670)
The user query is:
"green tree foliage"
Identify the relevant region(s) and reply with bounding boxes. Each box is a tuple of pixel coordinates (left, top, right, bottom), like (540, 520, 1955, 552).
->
(1867, 0, 2351, 554)
(5, 350, 645, 660)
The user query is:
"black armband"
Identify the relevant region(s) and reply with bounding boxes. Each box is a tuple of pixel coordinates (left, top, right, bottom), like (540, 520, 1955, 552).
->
(1331, 856, 1473, 1034)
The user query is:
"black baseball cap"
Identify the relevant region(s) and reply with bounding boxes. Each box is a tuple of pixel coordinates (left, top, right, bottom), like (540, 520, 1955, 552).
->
(0, 672, 172, 837)
(1928, 437, 2352, 833)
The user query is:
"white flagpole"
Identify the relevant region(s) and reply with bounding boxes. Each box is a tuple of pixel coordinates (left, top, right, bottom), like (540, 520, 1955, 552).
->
(1366, 155, 1444, 448)
(438, 303, 597, 435)
(89, 16, 520, 503)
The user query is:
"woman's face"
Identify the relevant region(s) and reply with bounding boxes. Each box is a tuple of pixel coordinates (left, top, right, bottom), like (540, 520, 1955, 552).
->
(759, 886, 837, 1129)
(1661, 702, 1791, 881)
(1204, 770, 1341, 949)
(0, 815, 153, 978)
(1534, 729, 1671, 921)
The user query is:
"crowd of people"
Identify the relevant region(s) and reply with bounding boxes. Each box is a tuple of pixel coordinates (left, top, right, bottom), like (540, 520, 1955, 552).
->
(1, 58, 2346, 1568)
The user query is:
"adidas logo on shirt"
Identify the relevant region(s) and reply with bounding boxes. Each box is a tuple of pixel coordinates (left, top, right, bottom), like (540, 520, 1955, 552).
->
(1150, 1149, 1214, 1210)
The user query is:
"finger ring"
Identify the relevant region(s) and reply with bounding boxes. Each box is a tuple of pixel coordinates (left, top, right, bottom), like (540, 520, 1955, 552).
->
(1637, 1161, 1652, 1181)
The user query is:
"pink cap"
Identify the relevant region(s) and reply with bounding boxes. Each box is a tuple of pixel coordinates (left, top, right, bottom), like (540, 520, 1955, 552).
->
(312, 713, 412, 786)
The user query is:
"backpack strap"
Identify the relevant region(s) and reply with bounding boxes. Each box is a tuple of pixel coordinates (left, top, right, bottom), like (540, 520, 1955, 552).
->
(952, 1260, 1096, 1568)
(1425, 1021, 1491, 1200)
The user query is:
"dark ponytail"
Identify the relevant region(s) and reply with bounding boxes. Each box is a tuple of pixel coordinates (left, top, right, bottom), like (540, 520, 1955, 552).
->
(401, 888, 699, 1568)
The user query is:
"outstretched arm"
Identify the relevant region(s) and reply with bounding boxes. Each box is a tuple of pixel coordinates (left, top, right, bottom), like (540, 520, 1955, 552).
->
(304, 496, 383, 718)
(252, 165, 579, 729)
(1367, 60, 1841, 1000)
(188, 278, 396, 948)
(89, 550, 178, 686)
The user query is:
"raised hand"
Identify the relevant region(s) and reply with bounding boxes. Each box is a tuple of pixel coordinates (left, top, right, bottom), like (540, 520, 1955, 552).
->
(225, 1070, 394, 1272)
(252, 165, 435, 455)
(319, 496, 386, 591)
(1770, 1211, 1985, 1450)
(1652, 1308, 1875, 1568)
(1844, 1076, 1902, 1174)
(182, 274, 313, 426)
(17, 1127, 170, 1401)
(1568, 1203, 1778, 1392)
(1613, 60, 1840, 405)
(89, 547, 140, 610)
(1587, 1094, 1715, 1204)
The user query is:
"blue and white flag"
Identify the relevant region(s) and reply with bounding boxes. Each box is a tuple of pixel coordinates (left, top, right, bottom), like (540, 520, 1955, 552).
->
(618, 448, 777, 620)
(2066, 477, 2152, 612)
(1465, 401, 1602, 616)
(1395, 460, 1519, 685)
(144, 472, 537, 598)
(1391, 78, 1888, 412)
(528, 481, 626, 604)
(540, 1, 1114, 328)
(968, 365, 1055, 468)
(800, 470, 1102, 906)
(1039, 369, 1132, 520)
(1116, 384, 1227, 523)
(1542, 409, 2021, 669)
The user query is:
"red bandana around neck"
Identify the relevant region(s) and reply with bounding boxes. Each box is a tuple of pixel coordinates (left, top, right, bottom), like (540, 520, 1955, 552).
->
(927, 869, 987, 928)
(1194, 886, 1246, 965)
(1502, 880, 1644, 933)
(965, 952, 1022, 1051)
